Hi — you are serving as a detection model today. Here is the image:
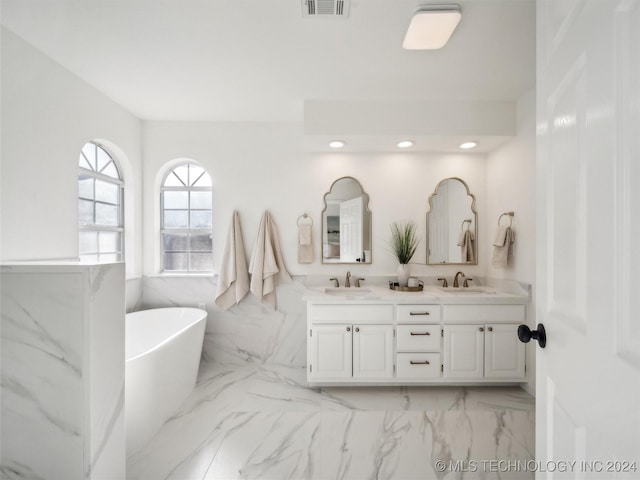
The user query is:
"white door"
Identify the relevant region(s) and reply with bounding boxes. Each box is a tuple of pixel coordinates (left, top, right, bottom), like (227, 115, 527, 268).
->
(352, 324, 394, 379)
(443, 324, 483, 379)
(309, 324, 352, 380)
(484, 324, 525, 379)
(537, 0, 640, 472)
(340, 196, 364, 262)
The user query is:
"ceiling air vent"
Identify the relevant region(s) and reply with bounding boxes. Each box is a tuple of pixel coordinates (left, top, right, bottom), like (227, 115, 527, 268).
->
(303, 0, 350, 17)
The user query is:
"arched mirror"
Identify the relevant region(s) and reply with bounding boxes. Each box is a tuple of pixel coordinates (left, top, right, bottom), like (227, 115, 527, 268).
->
(322, 177, 372, 264)
(426, 177, 478, 265)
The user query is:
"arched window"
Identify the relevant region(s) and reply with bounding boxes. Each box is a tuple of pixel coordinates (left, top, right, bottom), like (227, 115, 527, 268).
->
(161, 162, 213, 272)
(78, 142, 124, 262)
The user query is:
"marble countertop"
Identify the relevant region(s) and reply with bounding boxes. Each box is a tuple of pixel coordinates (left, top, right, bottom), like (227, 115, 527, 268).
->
(303, 284, 529, 305)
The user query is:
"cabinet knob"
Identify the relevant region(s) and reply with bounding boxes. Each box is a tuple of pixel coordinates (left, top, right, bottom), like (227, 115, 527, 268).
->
(346, 327, 351, 332)
(355, 327, 360, 332)
(479, 327, 485, 332)
(487, 327, 493, 332)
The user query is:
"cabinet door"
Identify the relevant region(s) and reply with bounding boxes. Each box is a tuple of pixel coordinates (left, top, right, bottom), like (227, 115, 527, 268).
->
(443, 324, 484, 378)
(353, 325, 394, 379)
(309, 324, 352, 380)
(484, 323, 525, 378)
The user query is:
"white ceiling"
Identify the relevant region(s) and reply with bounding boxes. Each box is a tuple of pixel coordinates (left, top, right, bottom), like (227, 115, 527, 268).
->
(1, 0, 535, 124)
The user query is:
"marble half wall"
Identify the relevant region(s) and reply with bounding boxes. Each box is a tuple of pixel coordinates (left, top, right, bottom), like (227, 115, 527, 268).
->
(1, 262, 125, 480)
(140, 276, 308, 368)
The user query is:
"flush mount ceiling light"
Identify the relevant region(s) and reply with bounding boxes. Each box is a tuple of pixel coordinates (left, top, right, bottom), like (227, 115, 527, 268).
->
(329, 140, 346, 148)
(397, 140, 414, 148)
(402, 5, 462, 50)
(460, 141, 478, 149)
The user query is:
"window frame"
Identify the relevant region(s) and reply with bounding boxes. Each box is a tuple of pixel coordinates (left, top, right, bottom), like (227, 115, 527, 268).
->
(78, 142, 125, 263)
(160, 162, 213, 273)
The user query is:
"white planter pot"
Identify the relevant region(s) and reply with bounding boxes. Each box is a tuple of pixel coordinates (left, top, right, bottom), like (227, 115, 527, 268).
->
(397, 264, 410, 287)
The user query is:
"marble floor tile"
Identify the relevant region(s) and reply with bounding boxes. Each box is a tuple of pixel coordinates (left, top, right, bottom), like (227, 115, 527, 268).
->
(203, 411, 319, 480)
(127, 362, 535, 480)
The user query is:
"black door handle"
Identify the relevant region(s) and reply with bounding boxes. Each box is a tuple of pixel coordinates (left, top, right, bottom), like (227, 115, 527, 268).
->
(518, 323, 546, 348)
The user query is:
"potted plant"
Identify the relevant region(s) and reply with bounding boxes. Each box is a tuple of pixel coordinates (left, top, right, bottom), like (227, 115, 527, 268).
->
(389, 221, 419, 287)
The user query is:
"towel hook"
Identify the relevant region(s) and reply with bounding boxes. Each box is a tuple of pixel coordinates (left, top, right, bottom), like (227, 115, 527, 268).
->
(461, 219, 472, 232)
(297, 213, 313, 227)
(498, 211, 514, 228)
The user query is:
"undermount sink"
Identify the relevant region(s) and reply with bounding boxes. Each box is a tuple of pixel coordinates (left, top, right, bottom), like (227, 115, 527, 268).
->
(324, 287, 373, 296)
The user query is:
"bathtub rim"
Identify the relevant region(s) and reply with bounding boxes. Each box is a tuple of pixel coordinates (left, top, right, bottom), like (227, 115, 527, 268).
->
(125, 307, 207, 363)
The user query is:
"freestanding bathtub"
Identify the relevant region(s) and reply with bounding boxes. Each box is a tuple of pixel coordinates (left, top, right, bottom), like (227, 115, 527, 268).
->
(125, 307, 207, 456)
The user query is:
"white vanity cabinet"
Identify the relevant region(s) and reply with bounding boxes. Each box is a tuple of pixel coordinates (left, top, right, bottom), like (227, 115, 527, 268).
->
(307, 304, 394, 382)
(442, 305, 525, 380)
(306, 296, 527, 386)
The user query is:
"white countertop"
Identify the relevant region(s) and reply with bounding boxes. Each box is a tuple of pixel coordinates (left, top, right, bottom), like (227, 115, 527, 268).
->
(303, 284, 529, 305)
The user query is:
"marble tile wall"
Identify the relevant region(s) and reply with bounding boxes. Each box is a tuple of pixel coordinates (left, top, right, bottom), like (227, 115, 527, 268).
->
(126, 277, 143, 313)
(140, 276, 308, 367)
(0, 263, 126, 480)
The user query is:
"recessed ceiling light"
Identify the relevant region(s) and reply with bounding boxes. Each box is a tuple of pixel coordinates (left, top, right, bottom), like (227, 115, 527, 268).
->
(403, 5, 462, 50)
(460, 141, 478, 149)
(397, 140, 414, 148)
(329, 140, 345, 148)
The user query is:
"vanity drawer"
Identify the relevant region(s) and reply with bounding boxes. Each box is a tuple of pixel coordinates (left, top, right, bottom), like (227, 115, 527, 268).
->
(396, 324, 441, 352)
(396, 353, 441, 379)
(308, 304, 393, 323)
(396, 305, 441, 324)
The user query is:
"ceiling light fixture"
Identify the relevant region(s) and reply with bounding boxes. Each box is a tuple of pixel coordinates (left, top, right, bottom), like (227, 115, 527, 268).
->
(402, 5, 462, 50)
(460, 141, 478, 149)
(329, 140, 345, 148)
(397, 140, 414, 148)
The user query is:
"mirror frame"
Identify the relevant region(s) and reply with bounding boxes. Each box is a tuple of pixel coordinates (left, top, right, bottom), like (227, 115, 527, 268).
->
(426, 177, 478, 265)
(321, 176, 372, 264)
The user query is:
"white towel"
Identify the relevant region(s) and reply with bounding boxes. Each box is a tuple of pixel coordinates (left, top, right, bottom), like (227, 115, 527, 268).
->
(493, 226, 508, 246)
(249, 211, 291, 308)
(299, 224, 312, 245)
(491, 226, 515, 268)
(298, 223, 313, 263)
(215, 211, 249, 311)
(457, 229, 475, 263)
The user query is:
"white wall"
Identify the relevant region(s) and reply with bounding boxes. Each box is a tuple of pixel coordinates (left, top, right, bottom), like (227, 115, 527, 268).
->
(142, 121, 489, 280)
(486, 89, 536, 394)
(486, 90, 536, 285)
(0, 28, 143, 277)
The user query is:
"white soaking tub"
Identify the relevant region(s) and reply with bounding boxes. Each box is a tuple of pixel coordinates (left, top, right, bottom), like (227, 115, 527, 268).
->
(125, 307, 207, 456)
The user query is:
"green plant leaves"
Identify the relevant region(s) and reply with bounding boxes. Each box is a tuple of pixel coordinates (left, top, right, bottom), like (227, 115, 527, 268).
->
(389, 221, 419, 264)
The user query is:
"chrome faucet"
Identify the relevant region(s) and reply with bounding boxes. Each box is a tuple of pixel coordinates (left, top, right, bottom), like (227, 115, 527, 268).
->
(345, 271, 351, 288)
(453, 271, 466, 288)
